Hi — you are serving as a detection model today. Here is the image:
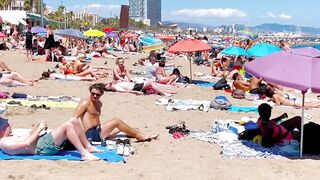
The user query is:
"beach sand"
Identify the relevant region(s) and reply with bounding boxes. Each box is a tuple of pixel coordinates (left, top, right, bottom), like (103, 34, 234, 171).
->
(0, 50, 320, 180)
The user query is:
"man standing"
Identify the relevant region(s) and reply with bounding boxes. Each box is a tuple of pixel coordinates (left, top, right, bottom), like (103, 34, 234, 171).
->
(71, 83, 159, 142)
(25, 26, 33, 61)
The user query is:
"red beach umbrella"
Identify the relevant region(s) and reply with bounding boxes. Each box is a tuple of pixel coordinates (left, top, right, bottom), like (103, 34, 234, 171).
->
(102, 27, 116, 33)
(156, 35, 176, 41)
(168, 39, 212, 81)
(168, 39, 211, 53)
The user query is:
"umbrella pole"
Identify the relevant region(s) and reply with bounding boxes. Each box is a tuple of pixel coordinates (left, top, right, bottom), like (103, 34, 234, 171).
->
(189, 55, 192, 82)
(300, 92, 306, 158)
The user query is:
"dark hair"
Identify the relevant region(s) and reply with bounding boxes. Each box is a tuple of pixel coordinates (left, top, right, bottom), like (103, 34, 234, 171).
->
(265, 87, 275, 98)
(258, 103, 272, 121)
(58, 56, 64, 62)
(232, 73, 239, 81)
(41, 71, 50, 78)
(172, 68, 181, 76)
(89, 83, 106, 93)
(159, 60, 166, 67)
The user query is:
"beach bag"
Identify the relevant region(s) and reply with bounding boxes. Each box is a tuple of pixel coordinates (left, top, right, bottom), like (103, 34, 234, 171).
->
(0, 92, 9, 99)
(210, 96, 231, 110)
(177, 76, 190, 84)
(232, 90, 245, 99)
(213, 78, 230, 90)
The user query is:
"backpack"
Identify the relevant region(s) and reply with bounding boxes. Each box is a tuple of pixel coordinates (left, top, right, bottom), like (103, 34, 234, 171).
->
(303, 122, 320, 155)
(210, 96, 232, 110)
(177, 76, 190, 84)
(213, 78, 230, 90)
(232, 89, 245, 99)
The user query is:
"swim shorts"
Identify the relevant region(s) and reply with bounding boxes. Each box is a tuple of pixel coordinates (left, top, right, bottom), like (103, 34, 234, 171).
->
(85, 126, 102, 142)
(35, 132, 64, 155)
(132, 83, 144, 91)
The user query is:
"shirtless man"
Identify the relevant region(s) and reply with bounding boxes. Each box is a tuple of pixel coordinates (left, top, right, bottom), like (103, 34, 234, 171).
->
(105, 80, 175, 97)
(232, 73, 250, 91)
(71, 83, 159, 143)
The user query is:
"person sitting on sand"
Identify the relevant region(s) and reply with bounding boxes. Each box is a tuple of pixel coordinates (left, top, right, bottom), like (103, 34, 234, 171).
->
(155, 60, 177, 85)
(70, 83, 159, 144)
(105, 80, 175, 96)
(232, 73, 250, 91)
(0, 71, 36, 86)
(261, 87, 320, 109)
(113, 58, 132, 82)
(257, 103, 301, 147)
(0, 119, 101, 160)
(57, 57, 74, 75)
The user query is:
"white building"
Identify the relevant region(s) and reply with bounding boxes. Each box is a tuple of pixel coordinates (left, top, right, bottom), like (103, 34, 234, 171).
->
(72, 10, 99, 27)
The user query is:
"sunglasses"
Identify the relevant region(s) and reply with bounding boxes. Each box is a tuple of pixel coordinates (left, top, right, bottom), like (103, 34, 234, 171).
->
(91, 92, 102, 97)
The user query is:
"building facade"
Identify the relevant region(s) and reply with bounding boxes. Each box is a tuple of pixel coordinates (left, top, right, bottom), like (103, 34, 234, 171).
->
(72, 10, 99, 27)
(129, 0, 145, 20)
(147, 0, 161, 27)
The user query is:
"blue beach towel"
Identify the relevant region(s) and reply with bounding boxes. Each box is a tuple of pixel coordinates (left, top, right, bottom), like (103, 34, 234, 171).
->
(192, 80, 216, 88)
(0, 146, 124, 162)
(228, 105, 258, 113)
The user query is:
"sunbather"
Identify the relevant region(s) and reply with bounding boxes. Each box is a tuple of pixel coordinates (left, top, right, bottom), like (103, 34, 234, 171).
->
(232, 73, 250, 91)
(0, 71, 36, 86)
(40, 71, 95, 81)
(113, 58, 132, 82)
(155, 60, 177, 85)
(70, 83, 159, 144)
(105, 80, 175, 96)
(262, 87, 320, 109)
(257, 103, 301, 147)
(0, 120, 100, 160)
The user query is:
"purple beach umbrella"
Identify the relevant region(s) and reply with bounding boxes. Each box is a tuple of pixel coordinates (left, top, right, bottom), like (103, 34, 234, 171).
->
(245, 47, 320, 157)
(31, 26, 47, 34)
(106, 32, 118, 38)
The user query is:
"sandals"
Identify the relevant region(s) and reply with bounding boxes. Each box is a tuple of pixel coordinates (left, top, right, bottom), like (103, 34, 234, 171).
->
(116, 139, 134, 156)
(30, 104, 51, 110)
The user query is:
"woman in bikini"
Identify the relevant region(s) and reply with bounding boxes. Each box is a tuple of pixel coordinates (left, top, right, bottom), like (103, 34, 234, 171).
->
(113, 58, 132, 82)
(263, 88, 320, 109)
(155, 60, 177, 85)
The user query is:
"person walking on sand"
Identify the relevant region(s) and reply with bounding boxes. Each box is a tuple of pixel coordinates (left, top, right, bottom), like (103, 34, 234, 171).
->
(25, 26, 33, 61)
(70, 83, 159, 143)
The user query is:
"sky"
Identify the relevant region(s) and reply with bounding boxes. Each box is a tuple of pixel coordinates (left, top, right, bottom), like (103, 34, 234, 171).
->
(45, 0, 320, 27)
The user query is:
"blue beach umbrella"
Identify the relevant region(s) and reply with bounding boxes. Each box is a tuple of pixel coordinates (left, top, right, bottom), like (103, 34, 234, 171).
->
(220, 46, 250, 56)
(54, 29, 86, 39)
(247, 43, 282, 57)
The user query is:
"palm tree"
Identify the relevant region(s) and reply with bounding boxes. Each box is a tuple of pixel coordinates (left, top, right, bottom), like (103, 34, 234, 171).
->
(23, 0, 33, 12)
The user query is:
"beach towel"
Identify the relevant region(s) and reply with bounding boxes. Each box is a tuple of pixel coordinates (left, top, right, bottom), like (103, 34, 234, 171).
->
(0, 146, 124, 162)
(190, 119, 299, 159)
(192, 80, 216, 88)
(0, 99, 79, 109)
(156, 98, 211, 112)
(228, 105, 258, 113)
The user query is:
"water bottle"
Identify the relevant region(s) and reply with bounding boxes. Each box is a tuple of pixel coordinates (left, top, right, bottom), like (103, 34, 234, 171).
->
(101, 139, 107, 147)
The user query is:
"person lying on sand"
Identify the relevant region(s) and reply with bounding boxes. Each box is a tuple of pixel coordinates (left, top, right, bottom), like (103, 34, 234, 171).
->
(0, 71, 37, 86)
(0, 120, 100, 161)
(70, 83, 159, 144)
(105, 80, 175, 97)
(232, 73, 250, 92)
(40, 70, 95, 81)
(261, 87, 320, 109)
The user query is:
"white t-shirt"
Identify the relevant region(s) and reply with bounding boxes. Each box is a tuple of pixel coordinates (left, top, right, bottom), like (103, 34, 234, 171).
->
(145, 62, 158, 79)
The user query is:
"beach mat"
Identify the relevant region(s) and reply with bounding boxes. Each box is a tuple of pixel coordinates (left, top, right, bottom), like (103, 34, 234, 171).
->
(0, 146, 124, 162)
(0, 99, 79, 109)
(228, 105, 258, 113)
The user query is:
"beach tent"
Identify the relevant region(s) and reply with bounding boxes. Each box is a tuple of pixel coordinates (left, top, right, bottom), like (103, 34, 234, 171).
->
(247, 43, 282, 57)
(244, 47, 320, 158)
(84, 29, 105, 37)
(220, 46, 250, 56)
(168, 39, 212, 81)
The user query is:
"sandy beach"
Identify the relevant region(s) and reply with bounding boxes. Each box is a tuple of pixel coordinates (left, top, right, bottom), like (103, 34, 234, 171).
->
(1, 50, 320, 180)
